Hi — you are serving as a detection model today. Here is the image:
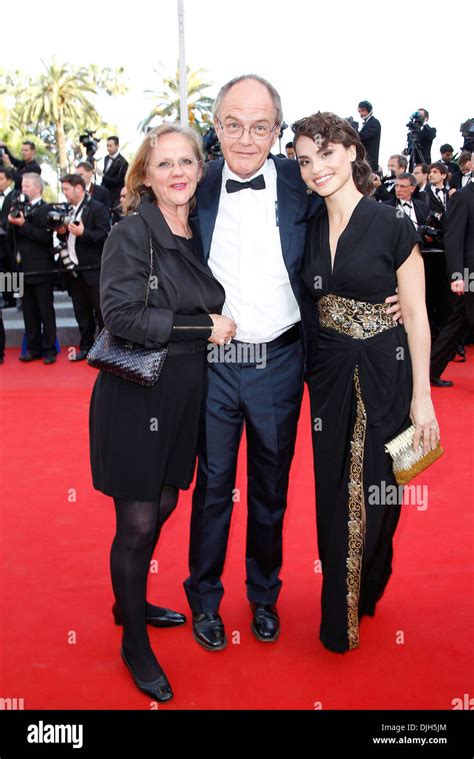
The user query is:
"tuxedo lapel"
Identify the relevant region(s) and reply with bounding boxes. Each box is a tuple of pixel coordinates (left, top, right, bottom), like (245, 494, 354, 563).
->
(196, 159, 223, 261)
(272, 155, 307, 270)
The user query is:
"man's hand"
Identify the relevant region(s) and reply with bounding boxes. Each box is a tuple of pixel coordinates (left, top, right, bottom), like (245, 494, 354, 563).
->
(385, 289, 403, 323)
(448, 188, 457, 198)
(451, 279, 465, 296)
(8, 212, 25, 227)
(1, 153, 12, 167)
(67, 219, 84, 237)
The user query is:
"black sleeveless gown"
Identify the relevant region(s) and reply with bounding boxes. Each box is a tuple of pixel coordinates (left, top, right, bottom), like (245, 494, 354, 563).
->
(301, 196, 420, 653)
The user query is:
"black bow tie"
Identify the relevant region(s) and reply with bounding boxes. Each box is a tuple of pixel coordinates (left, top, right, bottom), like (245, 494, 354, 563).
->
(402, 201, 412, 207)
(225, 174, 266, 193)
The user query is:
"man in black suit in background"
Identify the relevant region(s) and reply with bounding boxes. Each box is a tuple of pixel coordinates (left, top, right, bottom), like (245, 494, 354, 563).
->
(423, 161, 452, 338)
(408, 108, 437, 169)
(97, 136, 128, 218)
(76, 162, 111, 209)
(357, 100, 381, 171)
(59, 174, 110, 361)
(383, 173, 429, 229)
(450, 152, 472, 190)
(7, 173, 57, 364)
(430, 183, 474, 386)
(0, 168, 16, 308)
(0, 140, 42, 190)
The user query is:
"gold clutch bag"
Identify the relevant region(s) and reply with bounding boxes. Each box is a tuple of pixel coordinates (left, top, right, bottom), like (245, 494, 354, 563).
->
(384, 424, 444, 486)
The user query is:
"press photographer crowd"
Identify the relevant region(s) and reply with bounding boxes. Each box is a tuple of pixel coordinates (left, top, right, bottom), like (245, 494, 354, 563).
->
(0, 104, 473, 389)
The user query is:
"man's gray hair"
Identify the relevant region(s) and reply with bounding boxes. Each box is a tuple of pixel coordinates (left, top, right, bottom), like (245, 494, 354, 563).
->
(397, 172, 417, 187)
(22, 172, 44, 191)
(213, 74, 283, 124)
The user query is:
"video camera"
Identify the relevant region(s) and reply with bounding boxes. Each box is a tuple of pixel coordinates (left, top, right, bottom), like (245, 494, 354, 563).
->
(79, 130, 100, 161)
(406, 111, 425, 139)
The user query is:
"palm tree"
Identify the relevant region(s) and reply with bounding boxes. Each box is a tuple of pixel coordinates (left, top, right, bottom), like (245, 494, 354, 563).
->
(17, 59, 128, 172)
(139, 64, 214, 133)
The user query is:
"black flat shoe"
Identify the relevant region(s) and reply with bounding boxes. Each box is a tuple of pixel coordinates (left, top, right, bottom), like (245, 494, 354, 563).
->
(112, 602, 186, 628)
(430, 377, 454, 387)
(251, 603, 280, 642)
(192, 612, 227, 651)
(120, 647, 173, 702)
(69, 350, 88, 362)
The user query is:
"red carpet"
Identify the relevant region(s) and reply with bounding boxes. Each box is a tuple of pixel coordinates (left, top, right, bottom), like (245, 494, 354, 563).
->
(0, 346, 472, 710)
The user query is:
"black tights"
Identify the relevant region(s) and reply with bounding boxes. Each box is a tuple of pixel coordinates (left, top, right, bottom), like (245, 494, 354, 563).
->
(110, 486, 178, 682)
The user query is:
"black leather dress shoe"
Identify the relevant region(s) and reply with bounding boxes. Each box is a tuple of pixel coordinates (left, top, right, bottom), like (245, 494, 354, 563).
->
(251, 603, 280, 642)
(120, 648, 173, 702)
(192, 612, 227, 651)
(430, 377, 454, 387)
(19, 353, 41, 362)
(112, 602, 186, 628)
(69, 350, 88, 362)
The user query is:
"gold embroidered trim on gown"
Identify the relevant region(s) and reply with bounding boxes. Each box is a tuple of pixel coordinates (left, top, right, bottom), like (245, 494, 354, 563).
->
(346, 366, 367, 649)
(318, 293, 395, 339)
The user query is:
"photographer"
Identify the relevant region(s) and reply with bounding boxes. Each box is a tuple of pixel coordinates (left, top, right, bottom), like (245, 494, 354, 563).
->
(96, 136, 128, 217)
(76, 162, 111, 209)
(407, 108, 437, 169)
(0, 140, 41, 190)
(0, 168, 15, 308)
(59, 174, 110, 361)
(7, 173, 57, 364)
(357, 100, 381, 171)
(383, 173, 429, 230)
(374, 154, 407, 201)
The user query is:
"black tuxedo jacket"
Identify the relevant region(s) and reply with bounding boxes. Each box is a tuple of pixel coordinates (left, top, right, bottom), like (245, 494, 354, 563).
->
(426, 185, 451, 217)
(3, 149, 42, 190)
(89, 183, 111, 209)
(358, 116, 381, 171)
(383, 194, 429, 228)
(7, 199, 54, 283)
(101, 154, 129, 206)
(444, 183, 474, 280)
(450, 173, 471, 191)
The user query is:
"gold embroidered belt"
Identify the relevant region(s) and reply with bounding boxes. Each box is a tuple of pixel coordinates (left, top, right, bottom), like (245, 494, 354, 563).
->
(318, 294, 396, 339)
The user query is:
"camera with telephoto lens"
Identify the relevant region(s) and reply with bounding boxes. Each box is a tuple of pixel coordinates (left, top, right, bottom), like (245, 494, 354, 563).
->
(9, 191, 32, 219)
(418, 212, 444, 247)
(79, 130, 100, 161)
(460, 118, 474, 152)
(48, 203, 79, 277)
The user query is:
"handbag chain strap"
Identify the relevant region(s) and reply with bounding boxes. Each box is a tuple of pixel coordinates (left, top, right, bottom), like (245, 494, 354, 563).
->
(129, 212, 155, 307)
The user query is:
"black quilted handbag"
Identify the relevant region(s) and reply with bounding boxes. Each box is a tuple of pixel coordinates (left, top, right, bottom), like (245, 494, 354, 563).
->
(87, 216, 168, 387)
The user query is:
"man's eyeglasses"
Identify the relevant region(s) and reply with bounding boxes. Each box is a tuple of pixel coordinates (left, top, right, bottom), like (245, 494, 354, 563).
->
(216, 119, 279, 141)
(147, 158, 201, 172)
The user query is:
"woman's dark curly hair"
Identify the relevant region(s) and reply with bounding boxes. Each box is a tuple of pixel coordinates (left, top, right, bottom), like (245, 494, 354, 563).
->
(292, 111, 373, 196)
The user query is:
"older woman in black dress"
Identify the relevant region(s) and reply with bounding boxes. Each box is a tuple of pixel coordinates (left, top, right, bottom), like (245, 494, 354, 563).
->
(89, 125, 235, 700)
(293, 113, 440, 653)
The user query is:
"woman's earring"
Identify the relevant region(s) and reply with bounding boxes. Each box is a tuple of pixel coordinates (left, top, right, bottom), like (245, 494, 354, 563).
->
(306, 187, 313, 195)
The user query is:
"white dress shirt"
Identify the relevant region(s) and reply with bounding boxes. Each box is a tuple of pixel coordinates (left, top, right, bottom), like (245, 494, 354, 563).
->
(208, 159, 300, 343)
(397, 199, 418, 228)
(67, 200, 85, 265)
(0, 185, 12, 212)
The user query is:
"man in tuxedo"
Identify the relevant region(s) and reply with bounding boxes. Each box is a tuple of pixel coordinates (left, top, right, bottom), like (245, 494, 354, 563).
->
(374, 154, 408, 201)
(439, 144, 459, 182)
(413, 163, 429, 198)
(7, 173, 56, 364)
(383, 173, 429, 230)
(285, 142, 295, 159)
(75, 162, 111, 209)
(357, 100, 381, 171)
(450, 152, 472, 190)
(0, 168, 16, 308)
(98, 136, 128, 217)
(183, 74, 401, 650)
(408, 108, 437, 169)
(430, 183, 474, 386)
(59, 174, 110, 361)
(0, 140, 42, 190)
(423, 162, 452, 337)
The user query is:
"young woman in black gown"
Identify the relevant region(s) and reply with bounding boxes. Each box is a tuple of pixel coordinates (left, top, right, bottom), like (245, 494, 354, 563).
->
(293, 113, 440, 653)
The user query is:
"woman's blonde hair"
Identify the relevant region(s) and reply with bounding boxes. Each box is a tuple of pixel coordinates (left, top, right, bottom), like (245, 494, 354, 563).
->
(123, 123, 205, 214)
